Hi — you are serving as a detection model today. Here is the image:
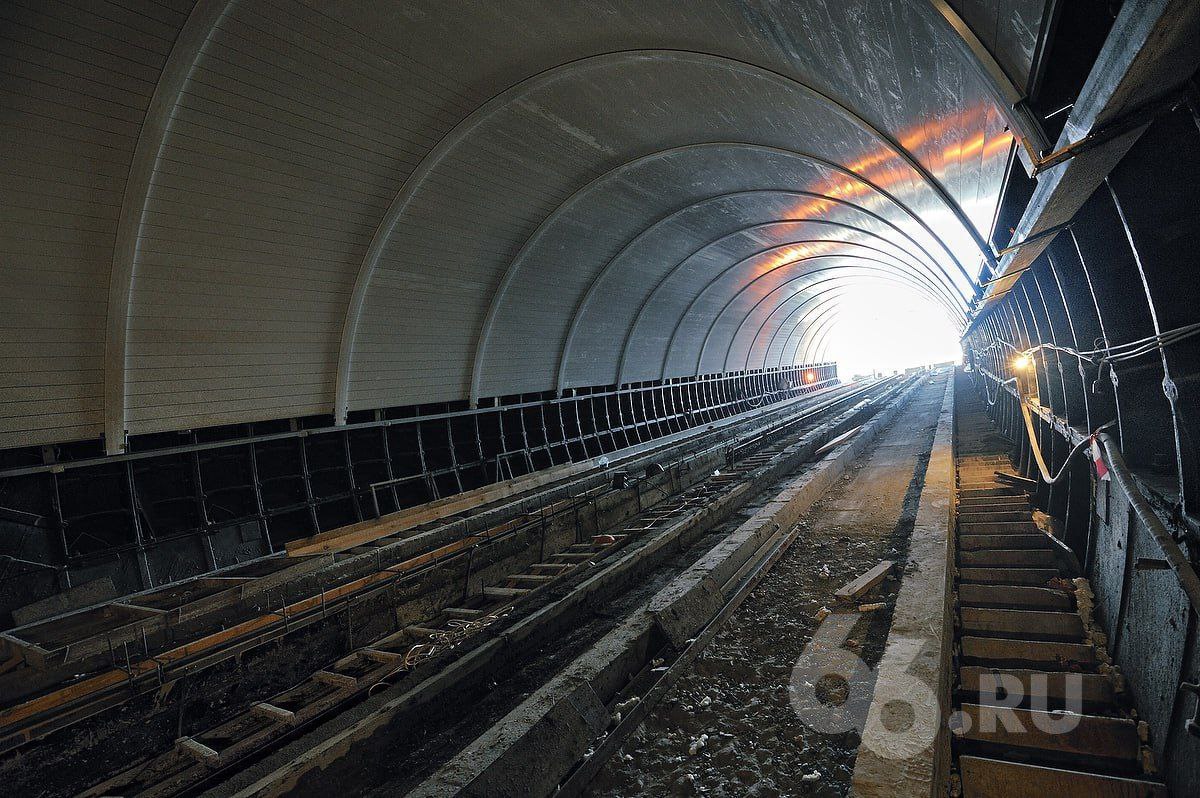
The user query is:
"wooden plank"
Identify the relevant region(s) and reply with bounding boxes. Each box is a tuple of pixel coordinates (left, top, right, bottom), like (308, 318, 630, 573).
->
(959, 607, 1084, 640)
(958, 567, 1060, 586)
(960, 487, 1021, 498)
(958, 583, 1073, 610)
(958, 520, 1040, 534)
(285, 461, 597, 558)
(959, 549, 1057, 568)
(959, 756, 1166, 798)
(959, 667, 1116, 706)
(957, 510, 1031, 523)
(360, 649, 403, 665)
(960, 636, 1097, 668)
(312, 671, 357, 689)
(960, 534, 1049, 550)
(11, 577, 117, 627)
(178, 736, 220, 763)
(442, 607, 483, 618)
(251, 702, 297, 726)
(482, 586, 531, 599)
(0, 543, 472, 736)
(834, 560, 894, 602)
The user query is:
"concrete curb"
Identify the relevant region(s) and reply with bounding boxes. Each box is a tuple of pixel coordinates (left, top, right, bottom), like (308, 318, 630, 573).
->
(649, 375, 926, 650)
(850, 371, 955, 797)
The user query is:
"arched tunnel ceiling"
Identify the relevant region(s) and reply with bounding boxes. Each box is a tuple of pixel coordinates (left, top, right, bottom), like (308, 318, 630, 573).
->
(0, 0, 1050, 451)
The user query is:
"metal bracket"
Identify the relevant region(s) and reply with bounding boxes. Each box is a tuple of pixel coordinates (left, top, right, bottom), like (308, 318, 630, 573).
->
(1030, 85, 1194, 177)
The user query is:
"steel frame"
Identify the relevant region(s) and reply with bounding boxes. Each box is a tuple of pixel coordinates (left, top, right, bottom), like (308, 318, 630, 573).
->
(0, 364, 836, 601)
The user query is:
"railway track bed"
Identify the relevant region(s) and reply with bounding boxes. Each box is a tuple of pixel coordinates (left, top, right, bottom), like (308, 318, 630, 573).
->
(3, 378, 908, 797)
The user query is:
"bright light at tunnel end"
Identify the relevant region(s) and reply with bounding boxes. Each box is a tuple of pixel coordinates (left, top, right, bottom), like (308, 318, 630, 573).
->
(817, 283, 962, 379)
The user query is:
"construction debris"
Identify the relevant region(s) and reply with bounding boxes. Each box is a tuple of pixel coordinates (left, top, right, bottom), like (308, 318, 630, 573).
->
(834, 560, 895, 602)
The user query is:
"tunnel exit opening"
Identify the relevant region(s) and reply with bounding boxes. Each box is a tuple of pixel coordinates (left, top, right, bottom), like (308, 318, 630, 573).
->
(818, 282, 963, 380)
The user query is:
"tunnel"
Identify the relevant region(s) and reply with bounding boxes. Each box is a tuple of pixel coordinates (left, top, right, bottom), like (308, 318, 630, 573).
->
(1, 1, 1199, 796)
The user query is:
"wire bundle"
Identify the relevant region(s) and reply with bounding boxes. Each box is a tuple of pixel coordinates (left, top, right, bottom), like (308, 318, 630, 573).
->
(975, 320, 1200, 394)
(1022, 320, 1200, 365)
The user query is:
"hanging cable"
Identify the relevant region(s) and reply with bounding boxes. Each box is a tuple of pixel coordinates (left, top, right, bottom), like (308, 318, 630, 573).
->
(974, 364, 1200, 625)
(1018, 399, 1115, 484)
(971, 320, 1200, 399)
(1007, 320, 1200, 365)
(974, 364, 1111, 483)
(976, 320, 1200, 365)
(983, 375, 1016, 407)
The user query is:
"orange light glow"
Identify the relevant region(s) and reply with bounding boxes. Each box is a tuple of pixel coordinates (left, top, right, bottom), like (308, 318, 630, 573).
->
(776, 105, 1015, 232)
(803, 370, 818, 384)
(714, 104, 1019, 327)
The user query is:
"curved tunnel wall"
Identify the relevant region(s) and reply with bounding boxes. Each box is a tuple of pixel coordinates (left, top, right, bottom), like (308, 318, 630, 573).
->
(0, 0, 1059, 626)
(963, 108, 1200, 792)
(0, 0, 1034, 456)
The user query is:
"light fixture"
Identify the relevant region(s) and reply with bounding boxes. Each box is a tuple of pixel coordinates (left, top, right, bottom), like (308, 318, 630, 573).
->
(1012, 354, 1032, 370)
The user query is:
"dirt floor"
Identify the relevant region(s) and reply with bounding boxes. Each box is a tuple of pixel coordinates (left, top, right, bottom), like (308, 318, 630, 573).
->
(585, 373, 948, 798)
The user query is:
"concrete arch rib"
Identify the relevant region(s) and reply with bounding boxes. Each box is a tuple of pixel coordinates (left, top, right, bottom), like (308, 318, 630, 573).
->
(771, 278, 961, 373)
(788, 300, 862, 368)
(732, 276, 893, 374)
(556, 145, 977, 390)
(779, 302, 842, 368)
(715, 265, 953, 374)
(337, 50, 989, 421)
(740, 285, 861, 371)
(779, 279, 956, 372)
(761, 280, 912, 374)
(665, 235, 962, 379)
(792, 303, 846, 367)
(629, 228, 932, 383)
(471, 143, 957, 403)
(608, 202, 967, 386)
(694, 253, 962, 376)
(103, 0, 231, 454)
(768, 273, 962, 371)
(758, 277, 907, 374)
(673, 248, 932, 378)
(815, 318, 842, 364)
(565, 203, 947, 390)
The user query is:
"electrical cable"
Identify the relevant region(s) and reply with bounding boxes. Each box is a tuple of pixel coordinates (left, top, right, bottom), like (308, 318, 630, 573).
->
(974, 365, 1200, 616)
(974, 362, 1112, 484)
(973, 320, 1200, 398)
(983, 374, 1016, 407)
(1018, 399, 1115, 484)
(1011, 321, 1200, 364)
